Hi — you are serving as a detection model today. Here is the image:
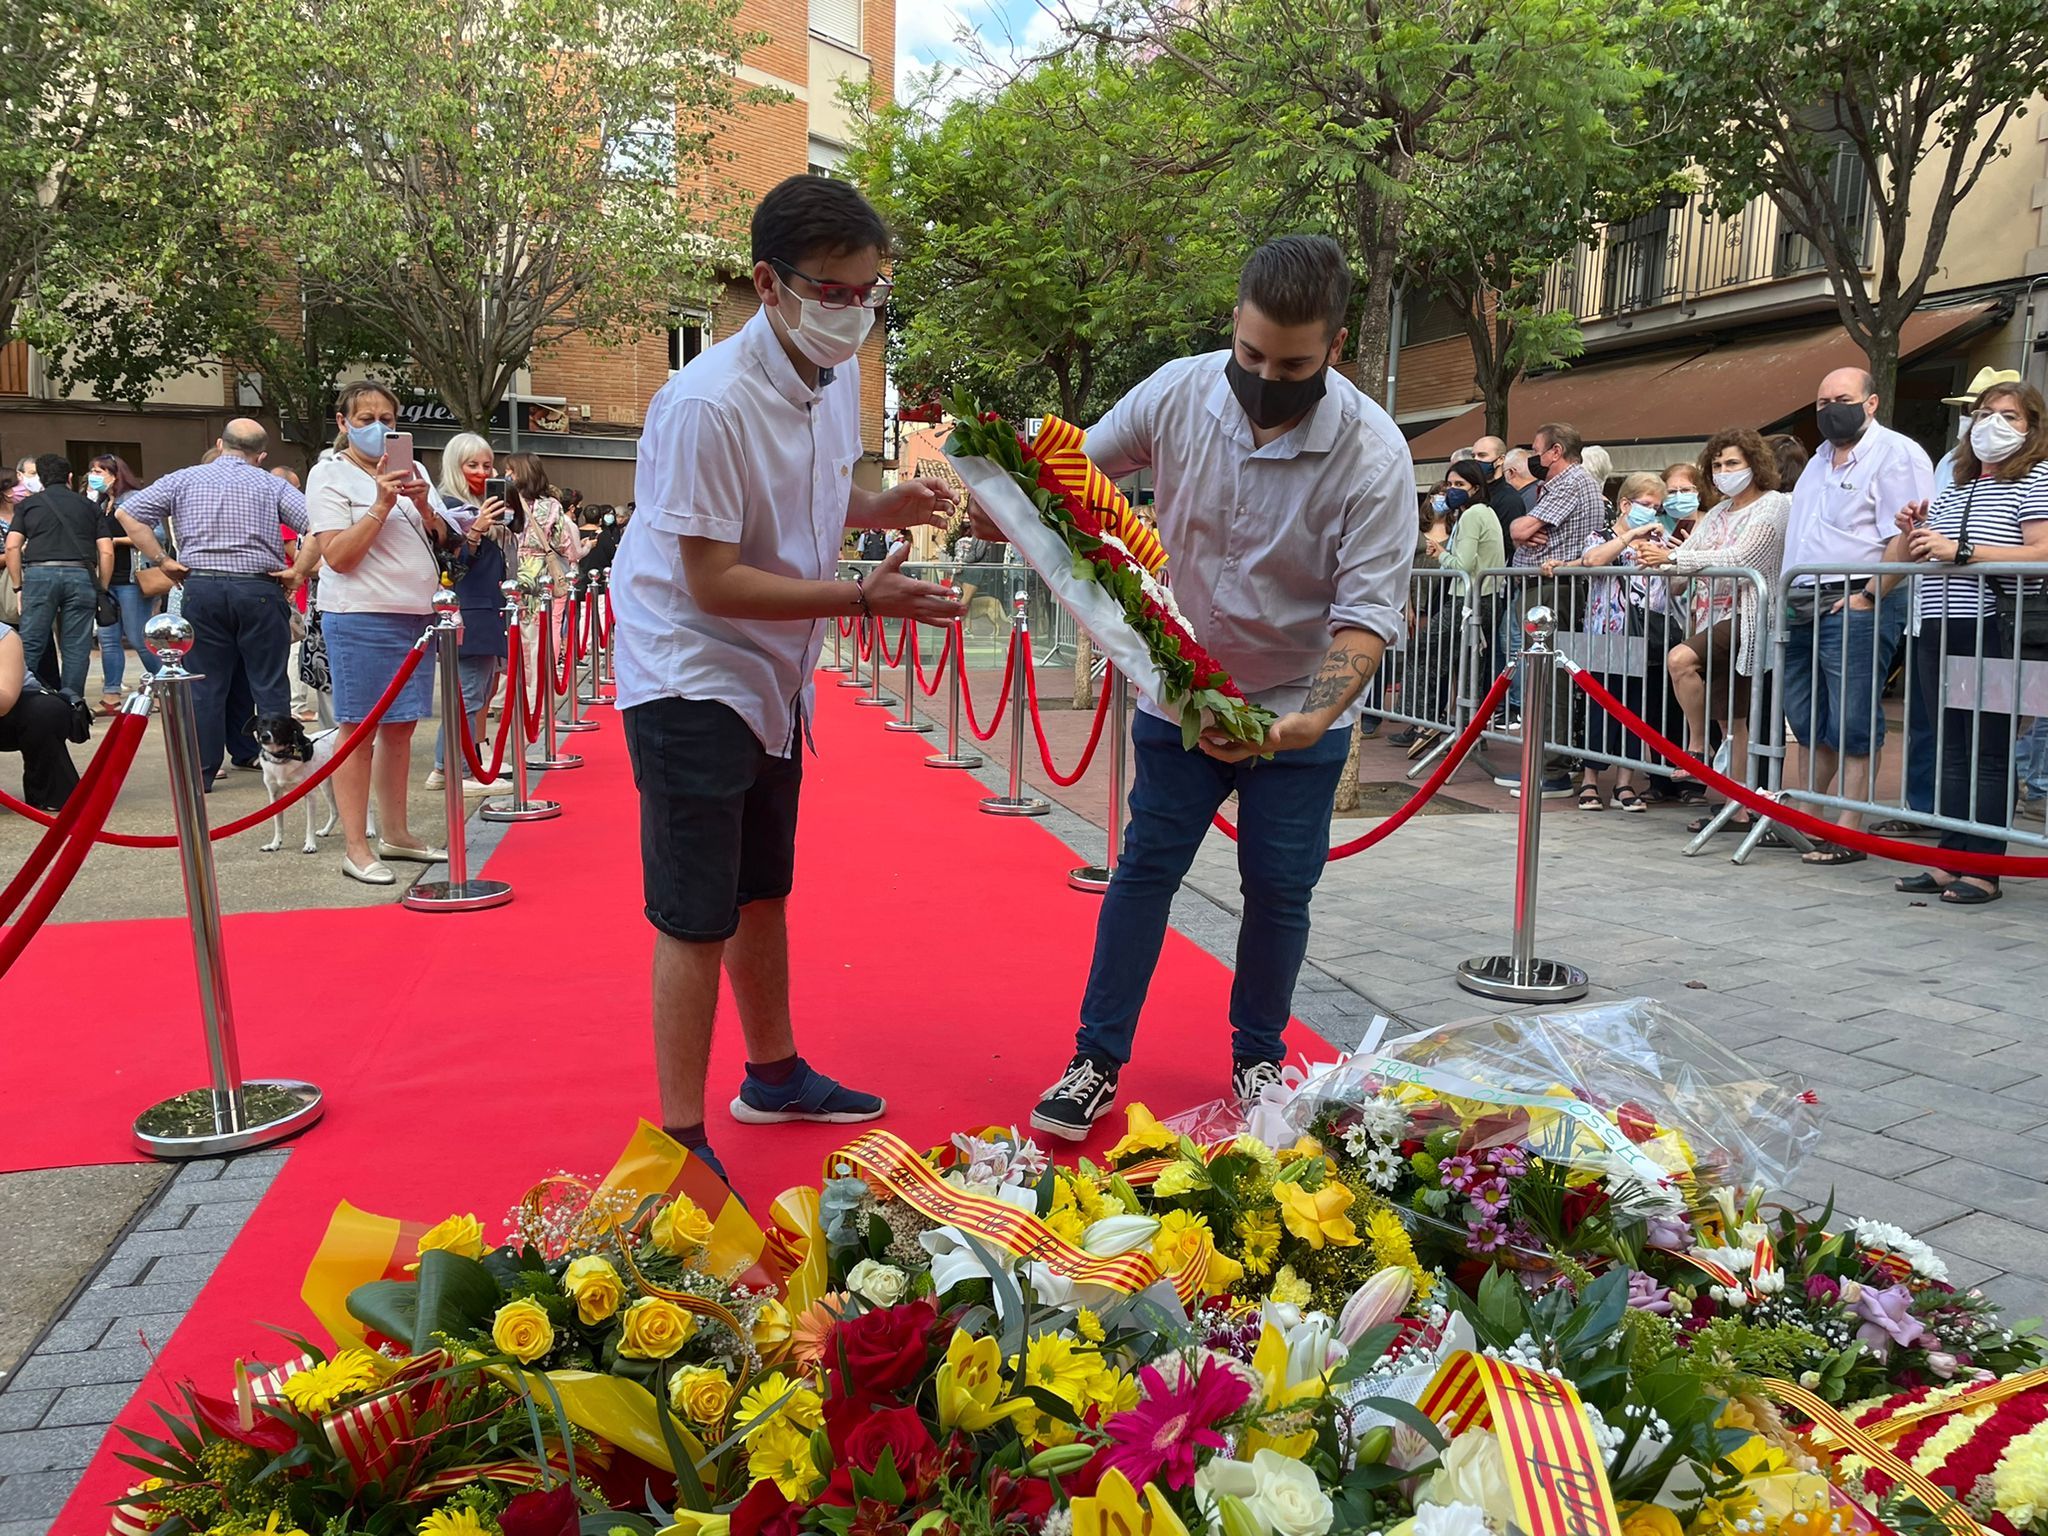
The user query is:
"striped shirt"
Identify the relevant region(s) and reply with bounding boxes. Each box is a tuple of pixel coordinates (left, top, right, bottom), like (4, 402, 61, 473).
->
(1513, 462, 1608, 570)
(1915, 462, 2048, 621)
(118, 455, 309, 575)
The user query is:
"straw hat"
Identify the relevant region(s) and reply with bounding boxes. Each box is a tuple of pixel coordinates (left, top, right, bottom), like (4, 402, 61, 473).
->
(1943, 366, 2023, 406)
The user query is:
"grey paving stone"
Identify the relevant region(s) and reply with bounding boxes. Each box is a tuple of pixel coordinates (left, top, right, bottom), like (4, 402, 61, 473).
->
(0, 1394, 53, 1433)
(1981, 1271, 2048, 1325)
(1923, 1213, 2048, 1277)
(40, 1383, 143, 1430)
(0, 1468, 81, 1518)
(1904, 1160, 2048, 1229)
(1740, 1037, 1912, 1091)
(1867, 1077, 2048, 1134)
(1889, 1116, 2048, 1180)
(5, 1347, 156, 1393)
(31, 1317, 112, 1355)
(168, 1159, 229, 1189)
(1857, 1038, 2041, 1093)
(60, 1282, 202, 1322)
(1926, 1246, 2004, 1291)
(1799, 1087, 1938, 1134)
(182, 1198, 263, 1230)
(1857, 1014, 2021, 1055)
(0, 1422, 105, 1473)
(1805, 1121, 1948, 1179)
(134, 1201, 197, 1233)
(1785, 1159, 1972, 1233)
(1853, 991, 1997, 1026)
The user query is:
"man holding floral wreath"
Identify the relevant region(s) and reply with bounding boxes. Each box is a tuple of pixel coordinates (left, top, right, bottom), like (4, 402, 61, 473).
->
(972, 236, 1416, 1140)
(611, 176, 963, 1183)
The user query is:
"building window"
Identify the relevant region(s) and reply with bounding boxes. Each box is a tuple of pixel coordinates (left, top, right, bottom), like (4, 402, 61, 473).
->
(610, 99, 677, 182)
(69, 439, 144, 477)
(808, 137, 847, 179)
(1602, 205, 1673, 312)
(1401, 293, 1467, 347)
(668, 314, 709, 373)
(1776, 138, 1872, 276)
(810, 0, 861, 48)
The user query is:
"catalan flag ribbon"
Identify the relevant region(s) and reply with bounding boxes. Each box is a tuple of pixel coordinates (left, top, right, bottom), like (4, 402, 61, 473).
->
(1416, 1351, 1621, 1536)
(1031, 416, 1169, 576)
(831, 1128, 1201, 1303)
(1761, 1377, 1989, 1536)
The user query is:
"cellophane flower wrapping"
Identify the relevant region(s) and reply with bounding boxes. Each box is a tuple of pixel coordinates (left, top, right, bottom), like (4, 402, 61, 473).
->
(1285, 997, 1823, 1197)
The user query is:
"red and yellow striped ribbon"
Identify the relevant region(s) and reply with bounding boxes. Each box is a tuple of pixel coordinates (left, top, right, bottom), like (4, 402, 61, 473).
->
(1031, 416, 1168, 575)
(1808, 1365, 2048, 1450)
(1417, 1351, 1620, 1536)
(831, 1129, 1176, 1299)
(1763, 1377, 1988, 1536)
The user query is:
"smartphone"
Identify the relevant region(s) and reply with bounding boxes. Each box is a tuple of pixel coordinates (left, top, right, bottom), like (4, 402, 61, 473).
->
(384, 431, 415, 478)
(483, 475, 509, 504)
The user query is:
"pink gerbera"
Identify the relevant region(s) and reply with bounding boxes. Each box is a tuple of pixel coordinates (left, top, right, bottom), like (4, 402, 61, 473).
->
(1099, 1356, 1252, 1490)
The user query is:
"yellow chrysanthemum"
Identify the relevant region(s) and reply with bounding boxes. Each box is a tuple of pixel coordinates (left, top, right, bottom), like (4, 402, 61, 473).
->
(1361, 1204, 1428, 1291)
(737, 1371, 823, 1439)
(1087, 1366, 1140, 1417)
(1016, 1332, 1104, 1407)
(1107, 1104, 1177, 1161)
(418, 1511, 488, 1536)
(1067, 1174, 1110, 1224)
(278, 1349, 384, 1416)
(747, 1420, 823, 1501)
(1993, 1419, 2048, 1527)
(1151, 1161, 1206, 1198)
(1236, 1210, 1282, 1277)
(1047, 1205, 1088, 1245)
(1074, 1307, 1106, 1345)
(1268, 1265, 1312, 1308)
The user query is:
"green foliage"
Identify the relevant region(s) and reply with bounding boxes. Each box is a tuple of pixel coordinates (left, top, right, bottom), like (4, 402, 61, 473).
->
(846, 57, 1248, 423)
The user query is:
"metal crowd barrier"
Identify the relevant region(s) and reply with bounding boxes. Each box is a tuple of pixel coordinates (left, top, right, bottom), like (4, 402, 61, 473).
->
(1772, 561, 2048, 855)
(838, 560, 1077, 671)
(1361, 567, 1483, 780)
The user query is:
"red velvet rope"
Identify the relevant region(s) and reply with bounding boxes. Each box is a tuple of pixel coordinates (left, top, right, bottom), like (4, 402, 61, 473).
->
(517, 623, 547, 744)
(837, 615, 857, 637)
(911, 623, 951, 696)
(857, 617, 876, 660)
(552, 600, 578, 696)
(1568, 666, 2048, 878)
(1023, 655, 1115, 787)
(0, 641, 430, 847)
(876, 618, 909, 668)
(0, 709, 145, 924)
(457, 640, 519, 785)
(0, 711, 150, 977)
(961, 628, 1018, 741)
(1211, 670, 1513, 863)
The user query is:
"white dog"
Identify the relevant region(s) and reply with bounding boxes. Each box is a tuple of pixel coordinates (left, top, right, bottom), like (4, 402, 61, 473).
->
(251, 716, 341, 853)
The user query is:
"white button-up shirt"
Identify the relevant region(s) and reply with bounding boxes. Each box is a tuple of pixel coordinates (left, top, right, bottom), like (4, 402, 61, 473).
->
(1783, 419, 1934, 584)
(611, 307, 860, 754)
(1086, 352, 1415, 727)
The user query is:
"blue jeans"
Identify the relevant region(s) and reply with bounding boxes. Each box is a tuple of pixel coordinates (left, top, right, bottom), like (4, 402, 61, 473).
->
(1902, 626, 1938, 814)
(18, 565, 97, 699)
(1780, 595, 1908, 761)
(96, 582, 162, 695)
(180, 574, 292, 784)
(1075, 711, 1351, 1068)
(2021, 719, 2048, 799)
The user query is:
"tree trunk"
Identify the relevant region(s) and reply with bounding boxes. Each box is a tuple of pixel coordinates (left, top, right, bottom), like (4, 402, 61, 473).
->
(1350, 177, 1403, 406)
(1333, 717, 1363, 813)
(1073, 631, 1094, 709)
(1860, 323, 1901, 425)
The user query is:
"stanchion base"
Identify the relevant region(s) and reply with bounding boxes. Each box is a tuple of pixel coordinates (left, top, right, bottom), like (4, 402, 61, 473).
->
(837, 677, 869, 689)
(527, 753, 582, 770)
(1455, 954, 1590, 1003)
(980, 795, 1051, 817)
(403, 877, 515, 913)
(133, 1080, 324, 1160)
(926, 753, 983, 770)
(557, 719, 599, 734)
(821, 663, 852, 674)
(853, 696, 896, 709)
(1068, 865, 1112, 893)
(481, 797, 561, 822)
(883, 720, 932, 734)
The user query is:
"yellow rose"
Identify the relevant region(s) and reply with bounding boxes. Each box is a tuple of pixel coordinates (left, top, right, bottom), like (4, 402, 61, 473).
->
(561, 1256, 624, 1325)
(416, 1213, 486, 1260)
(1108, 1104, 1178, 1162)
(1152, 1211, 1244, 1298)
(752, 1298, 792, 1358)
(618, 1296, 697, 1359)
(669, 1365, 735, 1426)
(652, 1198, 716, 1256)
(1618, 1504, 1684, 1536)
(1274, 1181, 1359, 1250)
(491, 1298, 556, 1364)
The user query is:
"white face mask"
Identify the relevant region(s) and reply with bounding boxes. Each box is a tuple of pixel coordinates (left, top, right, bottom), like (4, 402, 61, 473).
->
(776, 281, 875, 369)
(1971, 413, 2027, 465)
(1712, 467, 1753, 498)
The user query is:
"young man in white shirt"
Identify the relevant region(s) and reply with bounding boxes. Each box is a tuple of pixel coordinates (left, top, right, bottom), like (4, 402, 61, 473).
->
(1009, 236, 1416, 1139)
(1779, 366, 1934, 864)
(610, 176, 963, 1182)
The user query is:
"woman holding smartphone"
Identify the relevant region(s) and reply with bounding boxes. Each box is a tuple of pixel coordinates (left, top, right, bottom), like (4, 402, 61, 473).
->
(305, 380, 464, 884)
(428, 432, 513, 792)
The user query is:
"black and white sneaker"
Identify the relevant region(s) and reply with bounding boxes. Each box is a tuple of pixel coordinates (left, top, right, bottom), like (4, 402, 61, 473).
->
(1031, 1055, 1120, 1143)
(1232, 1058, 1286, 1104)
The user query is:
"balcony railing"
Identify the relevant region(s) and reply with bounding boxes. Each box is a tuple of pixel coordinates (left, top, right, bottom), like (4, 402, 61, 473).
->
(1541, 191, 1874, 327)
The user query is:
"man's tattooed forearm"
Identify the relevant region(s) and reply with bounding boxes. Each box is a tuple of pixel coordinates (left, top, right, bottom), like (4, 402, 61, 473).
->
(1301, 648, 1377, 713)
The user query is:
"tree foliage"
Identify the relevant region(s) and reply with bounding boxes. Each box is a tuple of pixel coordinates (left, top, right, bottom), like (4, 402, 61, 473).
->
(846, 58, 1253, 425)
(1653, 0, 2048, 413)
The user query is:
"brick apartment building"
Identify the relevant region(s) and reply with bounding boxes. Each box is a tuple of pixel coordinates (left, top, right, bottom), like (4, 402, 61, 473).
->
(0, 0, 895, 503)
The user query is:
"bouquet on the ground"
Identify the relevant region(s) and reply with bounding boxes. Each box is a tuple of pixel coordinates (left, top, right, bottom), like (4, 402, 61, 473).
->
(944, 402, 1274, 748)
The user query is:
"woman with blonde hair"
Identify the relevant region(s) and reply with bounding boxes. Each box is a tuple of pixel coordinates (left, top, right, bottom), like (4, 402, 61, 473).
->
(428, 433, 514, 793)
(306, 380, 464, 884)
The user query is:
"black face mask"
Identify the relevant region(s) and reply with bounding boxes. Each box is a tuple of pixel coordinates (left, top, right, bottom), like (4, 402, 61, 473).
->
(1529, 454, 1551, 481)
(1225, 355, 1328, 431)
(1817, 401, 1870, 446)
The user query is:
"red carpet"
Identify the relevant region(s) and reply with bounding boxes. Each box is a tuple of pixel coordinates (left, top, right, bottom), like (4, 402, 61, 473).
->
(6, 678, 1321, 1533)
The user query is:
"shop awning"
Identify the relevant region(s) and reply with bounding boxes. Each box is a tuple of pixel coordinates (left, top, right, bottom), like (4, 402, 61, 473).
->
(1405, 305, 1996, 460)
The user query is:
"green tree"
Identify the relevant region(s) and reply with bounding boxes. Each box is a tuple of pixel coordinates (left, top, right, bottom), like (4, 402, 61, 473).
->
(1655, 0, 2048, 413)
(216, 0, 763, 434)
(1069, 0, 1653, 404)
(846, 57, 1251, 425)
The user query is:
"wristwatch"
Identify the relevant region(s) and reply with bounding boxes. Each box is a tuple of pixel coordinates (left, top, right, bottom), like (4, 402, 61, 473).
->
(1955, 540, 1975, 566)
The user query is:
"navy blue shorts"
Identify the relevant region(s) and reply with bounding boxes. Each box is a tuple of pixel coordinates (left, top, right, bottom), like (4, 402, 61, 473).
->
(622, 697, 802, 942)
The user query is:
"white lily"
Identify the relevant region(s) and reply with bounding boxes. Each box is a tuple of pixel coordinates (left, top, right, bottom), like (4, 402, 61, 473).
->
(1260, 1301, 1341, 1385)
(1337, 1267, 1415, 1347)
(1082, 1213, 1160, 1257)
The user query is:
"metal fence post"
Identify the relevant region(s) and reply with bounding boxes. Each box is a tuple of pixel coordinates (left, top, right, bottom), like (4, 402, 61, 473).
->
(979, 593, 1050, 816)
(1068, 669, 1128, 891)
(1457, 605, 1589, 1002)
(483, 579, 561, 823)
(132, 615, 325, 1157)
(404, 590, 514, 912)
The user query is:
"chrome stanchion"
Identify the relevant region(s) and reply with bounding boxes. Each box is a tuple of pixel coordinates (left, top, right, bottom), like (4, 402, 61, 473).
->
(404, 590, 514, 912)
(823, 606, 852, 674)
(1068, 668, 1128, 891)
(527, 573, 582, 772)
(884, 606, 933, 734)
(979, 593, 1050, 817)
(483, 580, 561, 822)
(132, 616, 324, 1157)
(581, 573, 611, 708)
(558, 570, 598, 732)
(855, 615, 896, 708)
(595, 569, 616, 692)
(1457, 605, 1589, 1002)
(926, 619, 981, 771)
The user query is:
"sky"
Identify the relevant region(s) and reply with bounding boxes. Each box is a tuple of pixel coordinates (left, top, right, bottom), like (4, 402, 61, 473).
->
(893, 0, 1082, 101)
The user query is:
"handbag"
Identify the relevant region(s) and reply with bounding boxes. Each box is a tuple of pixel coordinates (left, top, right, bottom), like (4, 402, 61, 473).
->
(297, 603, 330, 691)
(136, 563, 177, 600)
(1949, 480, 2048, 658)
(0, 566, 17, 626)
(95, 586, 120, 627)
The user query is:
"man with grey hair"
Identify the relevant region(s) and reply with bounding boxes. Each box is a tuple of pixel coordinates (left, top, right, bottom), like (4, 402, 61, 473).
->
(1502, 447, 1539, 511)
(116, 419, 321, 787)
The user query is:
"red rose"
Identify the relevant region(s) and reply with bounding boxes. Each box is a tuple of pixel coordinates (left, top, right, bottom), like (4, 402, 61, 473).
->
(821, 1405, 941, 1505)
(827, 1299, 939, 1404)
(1562, 1183, 1610, 1229)
(500, 1486, 578, 1536)
(732, 1479, 802, 1536)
